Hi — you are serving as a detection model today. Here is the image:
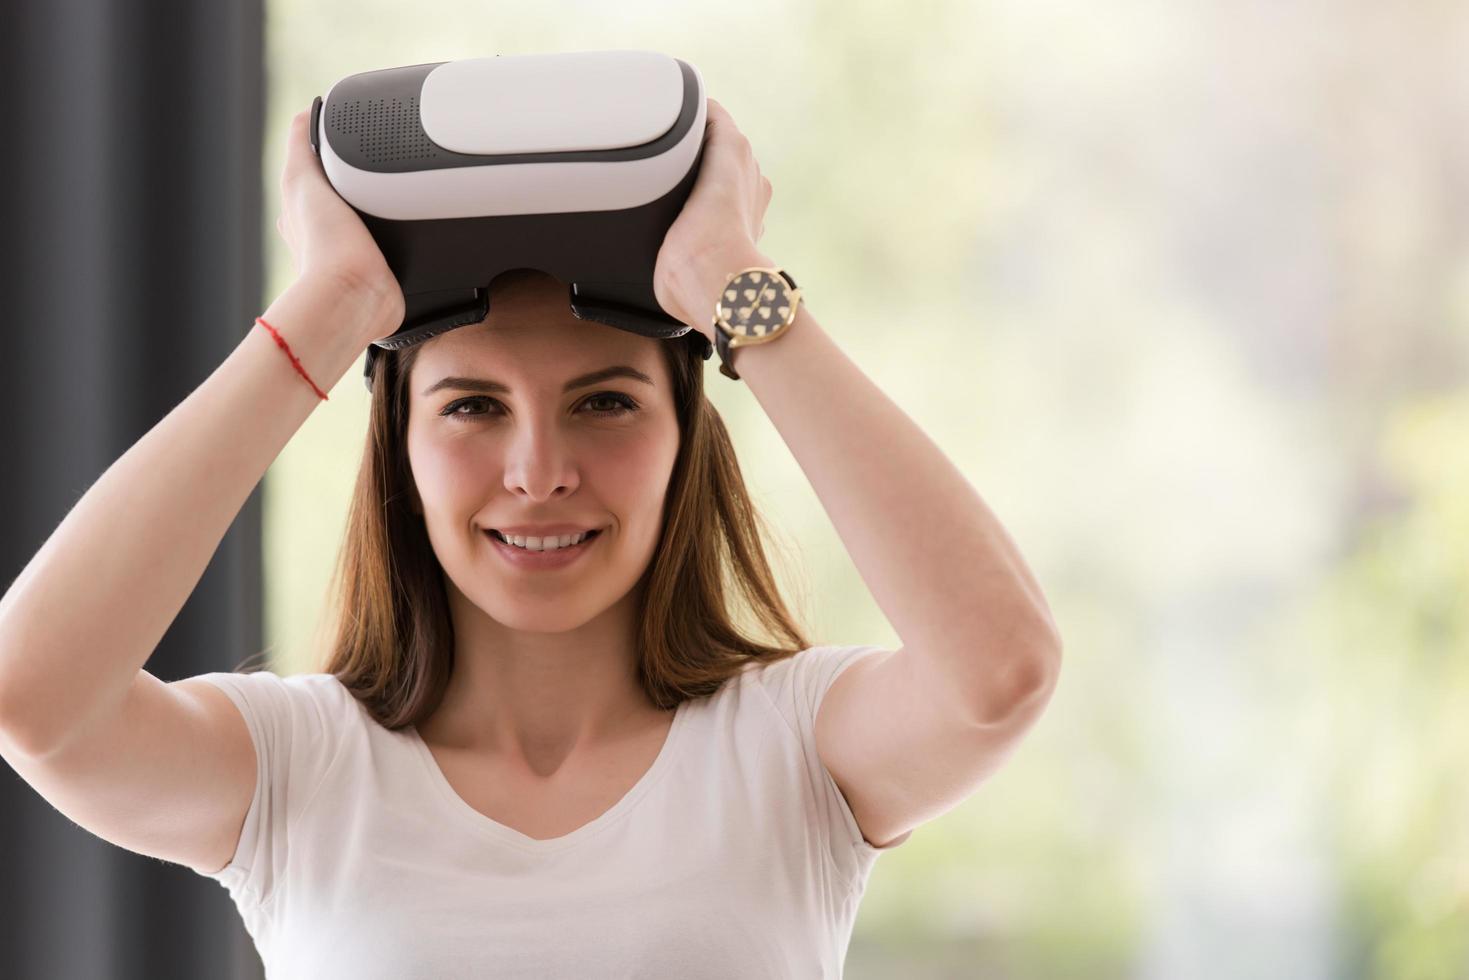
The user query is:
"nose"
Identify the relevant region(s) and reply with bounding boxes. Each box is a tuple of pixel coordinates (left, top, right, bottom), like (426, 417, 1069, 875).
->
(500, 417, 581, 502)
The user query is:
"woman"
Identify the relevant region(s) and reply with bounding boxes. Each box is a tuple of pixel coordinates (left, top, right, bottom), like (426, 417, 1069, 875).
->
(0, 97, 1062, 977)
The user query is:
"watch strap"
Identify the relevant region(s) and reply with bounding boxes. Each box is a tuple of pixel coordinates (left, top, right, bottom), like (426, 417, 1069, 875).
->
(715, 320, 741, 380)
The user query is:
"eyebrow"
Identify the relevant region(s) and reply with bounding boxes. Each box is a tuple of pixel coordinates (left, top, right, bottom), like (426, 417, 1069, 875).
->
(420, 365, 655, 398)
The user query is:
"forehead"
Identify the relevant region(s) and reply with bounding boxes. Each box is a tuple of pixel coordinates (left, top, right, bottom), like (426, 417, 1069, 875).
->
(409, 296, 665, 394)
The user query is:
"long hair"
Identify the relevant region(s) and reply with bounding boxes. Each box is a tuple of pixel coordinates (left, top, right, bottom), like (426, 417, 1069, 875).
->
(297, 268, 812, 730)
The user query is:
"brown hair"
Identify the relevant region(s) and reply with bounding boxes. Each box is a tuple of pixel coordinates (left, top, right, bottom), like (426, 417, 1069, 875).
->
(285, 268, 812, 730)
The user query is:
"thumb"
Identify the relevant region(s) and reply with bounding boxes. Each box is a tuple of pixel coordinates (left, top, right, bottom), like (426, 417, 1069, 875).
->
(282, 108, 325, 189)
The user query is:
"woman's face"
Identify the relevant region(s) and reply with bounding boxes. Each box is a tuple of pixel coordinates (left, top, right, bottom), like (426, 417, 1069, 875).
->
(404, 278, 681, 633)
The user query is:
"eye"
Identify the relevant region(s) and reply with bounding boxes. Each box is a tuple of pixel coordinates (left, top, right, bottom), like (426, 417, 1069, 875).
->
(438, 392, 640, 422)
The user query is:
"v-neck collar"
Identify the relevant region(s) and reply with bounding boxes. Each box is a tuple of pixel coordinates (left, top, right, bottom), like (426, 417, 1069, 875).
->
(405, 699, 690, 853)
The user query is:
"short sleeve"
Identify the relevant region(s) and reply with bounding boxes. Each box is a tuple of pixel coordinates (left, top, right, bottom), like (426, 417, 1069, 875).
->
(186, 669, 347, 911)
(751, 645, 913, 891)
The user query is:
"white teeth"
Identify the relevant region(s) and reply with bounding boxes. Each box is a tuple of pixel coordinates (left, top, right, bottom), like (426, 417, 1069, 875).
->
(500, 531, 589, 551)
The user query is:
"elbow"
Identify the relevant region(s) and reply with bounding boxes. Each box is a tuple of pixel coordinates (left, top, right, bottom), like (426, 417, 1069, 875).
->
(971, 626, 1062, 728)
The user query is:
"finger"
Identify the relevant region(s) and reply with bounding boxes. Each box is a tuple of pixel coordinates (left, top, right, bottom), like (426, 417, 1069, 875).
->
(289, 107, 311, 147)
(281, 108, 314, 187)
(287, 109, 311, 161)
(703, 97, 731, 140)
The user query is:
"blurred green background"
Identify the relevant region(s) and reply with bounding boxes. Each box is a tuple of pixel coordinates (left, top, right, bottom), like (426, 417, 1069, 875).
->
(256, 1, 1469, 976)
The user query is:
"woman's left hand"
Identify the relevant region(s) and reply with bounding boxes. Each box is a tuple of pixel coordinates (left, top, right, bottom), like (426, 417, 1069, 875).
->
(653, 97, 775, 345)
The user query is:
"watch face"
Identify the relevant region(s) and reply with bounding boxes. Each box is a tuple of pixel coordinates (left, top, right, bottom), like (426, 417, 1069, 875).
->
(718, 270, 795, 337)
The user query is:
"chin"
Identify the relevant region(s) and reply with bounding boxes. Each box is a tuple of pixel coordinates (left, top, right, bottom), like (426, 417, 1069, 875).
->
(468, 588, 612, 633)
(485, 607, 599, 634)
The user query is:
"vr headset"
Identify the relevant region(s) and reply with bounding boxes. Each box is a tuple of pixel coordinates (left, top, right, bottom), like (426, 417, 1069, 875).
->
(307, 50, 714, 392)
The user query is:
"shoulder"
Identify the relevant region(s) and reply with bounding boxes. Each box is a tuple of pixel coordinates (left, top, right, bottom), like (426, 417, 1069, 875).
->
(743, 644, 888, 696)
(192, 668, 349, 704)
(190, 669, 361, 744)
(740, 644, 890, 727)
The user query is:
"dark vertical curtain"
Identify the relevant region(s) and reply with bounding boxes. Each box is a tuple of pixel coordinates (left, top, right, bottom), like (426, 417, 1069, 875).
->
(0, 1, 267, 977)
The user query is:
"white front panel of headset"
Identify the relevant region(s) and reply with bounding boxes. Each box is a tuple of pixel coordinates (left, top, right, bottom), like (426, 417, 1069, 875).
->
(419, 50, 684, 155)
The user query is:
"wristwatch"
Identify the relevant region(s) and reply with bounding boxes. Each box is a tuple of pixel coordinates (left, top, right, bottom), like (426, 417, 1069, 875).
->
(712, 266, 803, 380)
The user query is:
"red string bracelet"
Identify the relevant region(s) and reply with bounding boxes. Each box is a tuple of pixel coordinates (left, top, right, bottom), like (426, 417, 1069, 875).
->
(254, 316, 328, 401)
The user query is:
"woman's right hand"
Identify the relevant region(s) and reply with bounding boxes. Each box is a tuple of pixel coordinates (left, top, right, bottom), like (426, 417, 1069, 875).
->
(275, 107, 405, 336)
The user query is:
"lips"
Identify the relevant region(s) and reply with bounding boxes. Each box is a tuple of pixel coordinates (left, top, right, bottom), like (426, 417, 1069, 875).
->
(485, 525, 605, 570)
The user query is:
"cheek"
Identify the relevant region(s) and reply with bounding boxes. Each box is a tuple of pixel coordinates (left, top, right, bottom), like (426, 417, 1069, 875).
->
(579, 420, 682, 542)
(617, 410, 680, 475)
(602, 425, 675, 483)
(625, 417, 683, 529)
(407, 430, 488, 507)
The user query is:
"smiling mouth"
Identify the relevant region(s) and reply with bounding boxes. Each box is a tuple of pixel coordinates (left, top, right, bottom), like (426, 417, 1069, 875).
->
(488, 528, 604, 548)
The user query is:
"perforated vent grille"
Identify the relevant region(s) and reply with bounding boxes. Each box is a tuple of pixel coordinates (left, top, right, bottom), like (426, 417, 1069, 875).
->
(328, 96, 438, 165)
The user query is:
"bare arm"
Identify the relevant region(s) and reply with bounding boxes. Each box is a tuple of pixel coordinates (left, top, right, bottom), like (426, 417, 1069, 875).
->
(0, 275, 393, 756)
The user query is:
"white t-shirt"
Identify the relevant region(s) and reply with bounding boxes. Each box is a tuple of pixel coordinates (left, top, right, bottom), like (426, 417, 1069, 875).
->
(191, 644, 911, 979)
